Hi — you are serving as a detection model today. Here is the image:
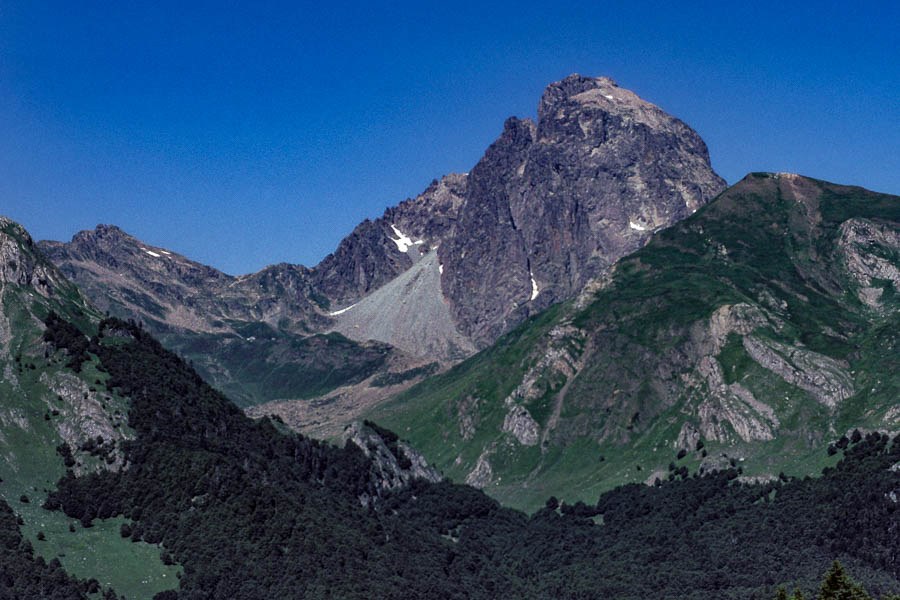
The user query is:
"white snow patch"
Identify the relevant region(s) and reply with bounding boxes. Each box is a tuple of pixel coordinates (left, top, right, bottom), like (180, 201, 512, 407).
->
(603, 94, 614, 100)
(160, 250, 171, 255)
(439, 264, 444, 274)
(629, 221, 647, 231)
(388, 225, 417, 252)
(145, 250, 161, 258)
(530, 273, 539, 301)
(329, 303, 357, 317)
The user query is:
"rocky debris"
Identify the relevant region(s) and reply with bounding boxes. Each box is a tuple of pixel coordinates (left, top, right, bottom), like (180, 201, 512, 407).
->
(440, 74, 726, 346)
(838, 218, 900, 310)
(342, 421, 441, 506)
(245, 357, 435, 440)
(328, 251, 475, 361)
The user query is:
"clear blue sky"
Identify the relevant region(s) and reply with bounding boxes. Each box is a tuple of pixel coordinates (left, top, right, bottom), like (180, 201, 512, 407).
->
(2, 1, 898, 275)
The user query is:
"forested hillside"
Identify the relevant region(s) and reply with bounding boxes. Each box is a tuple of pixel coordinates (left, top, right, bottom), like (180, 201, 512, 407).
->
(28, 313, 900, 599)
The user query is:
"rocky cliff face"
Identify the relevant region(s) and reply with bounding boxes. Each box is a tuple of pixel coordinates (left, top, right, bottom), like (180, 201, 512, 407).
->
(440, 75, 726, 346)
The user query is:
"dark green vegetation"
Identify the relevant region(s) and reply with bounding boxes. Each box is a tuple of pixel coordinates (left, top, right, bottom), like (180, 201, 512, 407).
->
(775, 560, 900, 600)
(23, 312, 900, 599)
(369, 174, 900, 510)
(161, 325, 393, 408)
(370, 361, 440, 388)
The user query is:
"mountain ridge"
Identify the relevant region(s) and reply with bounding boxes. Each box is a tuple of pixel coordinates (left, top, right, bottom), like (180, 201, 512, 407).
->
(39, 74, 726, 417)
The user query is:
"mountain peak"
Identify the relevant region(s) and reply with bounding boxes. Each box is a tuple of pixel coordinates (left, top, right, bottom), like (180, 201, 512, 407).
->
(538, 74, 619, 115)
(442, 75, 727, 346)
(544, 73, 618, 97)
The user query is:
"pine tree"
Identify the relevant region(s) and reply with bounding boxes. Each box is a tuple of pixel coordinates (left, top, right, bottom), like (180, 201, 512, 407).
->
(818, 560, 871, 600)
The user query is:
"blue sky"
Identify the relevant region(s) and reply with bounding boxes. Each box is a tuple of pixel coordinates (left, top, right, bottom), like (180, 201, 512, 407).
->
(1, 1, 898, 275)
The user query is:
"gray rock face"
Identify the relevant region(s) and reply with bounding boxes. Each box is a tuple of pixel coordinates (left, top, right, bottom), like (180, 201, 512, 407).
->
(440, 75, 726, 346)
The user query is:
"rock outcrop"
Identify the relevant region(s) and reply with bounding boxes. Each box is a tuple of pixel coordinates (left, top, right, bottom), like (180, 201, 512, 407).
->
(1, 217, 73, 298)
(838, 218, 900, 311)
(342, 421, 442, 505)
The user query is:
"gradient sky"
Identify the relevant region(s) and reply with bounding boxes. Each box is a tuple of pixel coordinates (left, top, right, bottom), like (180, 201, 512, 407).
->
(1, 1, 898, 275)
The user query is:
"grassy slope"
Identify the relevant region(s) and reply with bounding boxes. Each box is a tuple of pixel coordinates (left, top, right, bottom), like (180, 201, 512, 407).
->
(369, 174, 900, 512)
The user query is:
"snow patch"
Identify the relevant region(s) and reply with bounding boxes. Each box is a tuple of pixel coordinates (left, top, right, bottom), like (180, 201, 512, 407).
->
(145, 250, 161, 258)
(530, 273, 539, 301)
(160, 250, 171, 255)
(439, 264, 443, 274)
(629, 221, 647, 231)
(387, 225, 422, 253)
(603, 94, 614, 100)
(329, 303, 357, 317)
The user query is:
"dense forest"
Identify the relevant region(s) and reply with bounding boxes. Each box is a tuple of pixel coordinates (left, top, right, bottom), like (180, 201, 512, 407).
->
(8, 313, 899, 599)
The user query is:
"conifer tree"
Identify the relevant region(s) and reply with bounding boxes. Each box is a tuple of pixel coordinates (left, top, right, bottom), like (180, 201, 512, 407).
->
(818, 561, 870, 600)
